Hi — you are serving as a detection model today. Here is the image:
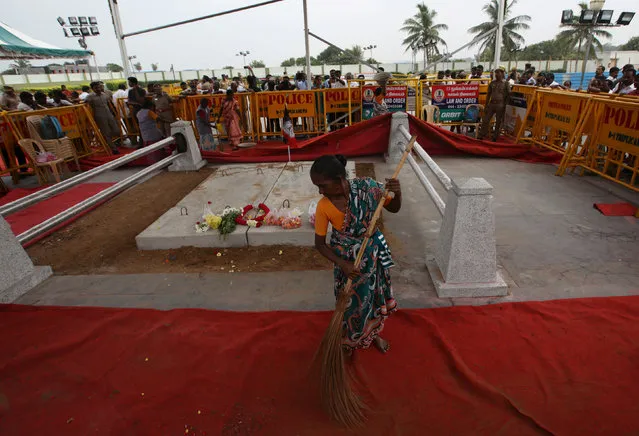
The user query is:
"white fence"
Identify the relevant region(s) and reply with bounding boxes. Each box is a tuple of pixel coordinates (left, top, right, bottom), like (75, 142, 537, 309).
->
(0, 59, 607, 87)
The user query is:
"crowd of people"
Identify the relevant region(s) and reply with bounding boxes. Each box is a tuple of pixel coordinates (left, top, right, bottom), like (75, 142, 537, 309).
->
(0, 61, 636, 158)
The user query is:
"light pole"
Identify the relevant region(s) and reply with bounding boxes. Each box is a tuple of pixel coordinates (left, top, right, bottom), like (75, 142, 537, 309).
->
(363, 44, 377, 62)
(560, 1, 634, 89)
(57, 15, 101, 81)
(236, 51, 250, 66)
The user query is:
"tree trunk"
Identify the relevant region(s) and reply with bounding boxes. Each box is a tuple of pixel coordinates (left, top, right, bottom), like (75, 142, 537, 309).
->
(575, 39, 582, 72)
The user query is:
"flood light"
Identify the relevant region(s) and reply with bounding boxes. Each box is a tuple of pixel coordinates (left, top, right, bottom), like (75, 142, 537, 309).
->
(617, 12, 635, 25)
(561, 10, 573, 24)
(596, 10, 613, 24)
(579, 9, 596, 23)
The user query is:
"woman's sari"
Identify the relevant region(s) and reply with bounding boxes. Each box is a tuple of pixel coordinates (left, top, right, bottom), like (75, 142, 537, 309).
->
(330, 177, 397, 351)
(221, 99, 242, 147)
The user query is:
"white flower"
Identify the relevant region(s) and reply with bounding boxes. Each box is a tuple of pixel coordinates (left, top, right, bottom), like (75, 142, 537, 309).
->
(221, 207, 241, 217)
(246, 219, 258, 228)
(290, 207, 304, 218)
(195, 223, 210, 233)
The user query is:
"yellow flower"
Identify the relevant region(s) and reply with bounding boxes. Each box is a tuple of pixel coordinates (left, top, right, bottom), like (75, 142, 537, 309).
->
(204, 214, 222, 229)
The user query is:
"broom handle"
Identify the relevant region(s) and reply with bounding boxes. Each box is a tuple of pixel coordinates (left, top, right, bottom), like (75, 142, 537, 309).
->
(341, 135, 417, 298)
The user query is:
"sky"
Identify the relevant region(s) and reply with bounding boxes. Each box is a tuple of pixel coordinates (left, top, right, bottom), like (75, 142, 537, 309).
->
(1, 0, 638, 72)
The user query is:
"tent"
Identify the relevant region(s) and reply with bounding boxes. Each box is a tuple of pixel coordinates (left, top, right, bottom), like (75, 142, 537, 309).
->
(0, 21, 90, 60)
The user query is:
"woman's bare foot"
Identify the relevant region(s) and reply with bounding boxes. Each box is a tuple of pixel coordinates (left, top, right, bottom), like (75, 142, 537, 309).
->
(373, 336, 390, 354)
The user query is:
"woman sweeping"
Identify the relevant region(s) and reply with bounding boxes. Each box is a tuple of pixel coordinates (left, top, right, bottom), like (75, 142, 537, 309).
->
(217, 89, 242, 151)
(311, 155, 401, 354)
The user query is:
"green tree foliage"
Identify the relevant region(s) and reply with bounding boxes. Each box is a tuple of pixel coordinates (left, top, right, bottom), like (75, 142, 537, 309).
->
(151, 63, 159, 71)
(133, 62, 142, 72)
(401, 3, 448, 66)
(106, 63, 124, 72)
(620, 36, 639, 51)
(250, 60, 266, 68)
(468, 0, 531, 60)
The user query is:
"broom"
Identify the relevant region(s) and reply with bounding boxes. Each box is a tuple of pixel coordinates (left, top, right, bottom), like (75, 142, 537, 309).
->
(318, 134, 417, 427)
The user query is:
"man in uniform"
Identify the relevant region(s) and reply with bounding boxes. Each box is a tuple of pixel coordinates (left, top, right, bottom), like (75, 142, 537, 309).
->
(478, 67, 510, 142)
(86, 82, 120, 154)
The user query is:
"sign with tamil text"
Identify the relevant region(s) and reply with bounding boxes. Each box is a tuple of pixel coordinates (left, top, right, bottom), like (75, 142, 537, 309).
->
(597, 104, 639, 154)
(431, 83, 479, 122)
(538, 93, 581, 132)
(384, 85, 407, 113)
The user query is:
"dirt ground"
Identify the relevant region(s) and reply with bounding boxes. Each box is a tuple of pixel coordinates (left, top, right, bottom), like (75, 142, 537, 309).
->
(26, 163, 381, 275)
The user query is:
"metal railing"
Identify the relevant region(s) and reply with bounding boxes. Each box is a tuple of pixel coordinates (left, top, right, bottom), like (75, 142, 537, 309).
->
(1, 136, 178, 245)
(397, 123, 451, 216)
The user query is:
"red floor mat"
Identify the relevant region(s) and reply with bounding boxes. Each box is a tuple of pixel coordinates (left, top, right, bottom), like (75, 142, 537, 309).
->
(0, 183, 115, 245)
(594, 202, 638, 216)
(1, 296, 638, 435)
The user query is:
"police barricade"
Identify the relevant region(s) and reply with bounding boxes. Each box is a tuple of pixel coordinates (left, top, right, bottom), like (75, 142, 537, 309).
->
(416, 79, 486, 132)
(1, 105, 111, 183)
(506, 84, 537, 136)
(558, 97, 639, 192)
(515, 89, 592, 156)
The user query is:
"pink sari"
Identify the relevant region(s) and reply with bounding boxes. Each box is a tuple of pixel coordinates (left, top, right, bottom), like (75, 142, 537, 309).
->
(222, 99, 242, 147)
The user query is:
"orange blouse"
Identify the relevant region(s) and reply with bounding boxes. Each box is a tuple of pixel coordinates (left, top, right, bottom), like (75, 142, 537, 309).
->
(314, 196, 391, 236)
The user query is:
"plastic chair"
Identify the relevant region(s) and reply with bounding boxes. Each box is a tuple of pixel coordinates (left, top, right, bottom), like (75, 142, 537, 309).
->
(18, 138, 66, 185)
(463, 104, 485, 138)
(25, 115, 80, 171)
(421, 105, 440, 123)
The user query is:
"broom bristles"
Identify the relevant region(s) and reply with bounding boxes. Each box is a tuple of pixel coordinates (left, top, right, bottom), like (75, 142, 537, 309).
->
(318, 291, 366, 428)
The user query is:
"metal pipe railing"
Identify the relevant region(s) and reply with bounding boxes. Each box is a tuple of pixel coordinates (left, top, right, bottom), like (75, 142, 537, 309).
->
(400, 142, 445, 216)
(0, 137, 175, 217)
(17, 153, 180, 244)
(398, 124, 452, 191)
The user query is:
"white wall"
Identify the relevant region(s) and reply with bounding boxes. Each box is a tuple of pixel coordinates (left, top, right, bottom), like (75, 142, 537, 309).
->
(181, 70, 199, 80)
(2, 55, 627, 87)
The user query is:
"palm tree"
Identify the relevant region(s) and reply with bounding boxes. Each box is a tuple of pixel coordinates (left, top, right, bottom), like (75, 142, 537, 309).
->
(401, 3, 448, 67)
(556, 2, 612, 71)
(468, 0, 531, 62)
(9, 59, 32, 74)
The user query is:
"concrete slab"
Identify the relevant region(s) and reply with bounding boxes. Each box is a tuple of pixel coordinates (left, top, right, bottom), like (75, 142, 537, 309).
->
(135, 163, 285, 249)
(247, 162, 355, 246)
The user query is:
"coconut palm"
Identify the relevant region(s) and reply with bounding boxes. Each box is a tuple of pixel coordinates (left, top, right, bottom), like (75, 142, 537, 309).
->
(556, 2, 612, 70)
(401, 3, 448, 66)
(468, 0, 531, 61)
(9, 59, 32, 74)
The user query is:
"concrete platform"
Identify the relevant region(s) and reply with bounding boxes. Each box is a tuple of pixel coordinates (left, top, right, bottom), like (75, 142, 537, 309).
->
(247, 162, 355, 246)
(135, 162, 354, 250)
(136, 163, 285, 249)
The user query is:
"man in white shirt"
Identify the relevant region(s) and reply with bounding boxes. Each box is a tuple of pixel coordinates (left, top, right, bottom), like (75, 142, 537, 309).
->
(17, 91, 37, 111)
(112, 83, 129, 116)
(544, 72, 562, 89)
(610, 66, 636, 95)
(79, 85, 90, 101)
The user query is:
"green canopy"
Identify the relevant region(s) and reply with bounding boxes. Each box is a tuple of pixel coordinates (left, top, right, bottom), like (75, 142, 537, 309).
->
(0, 21, 91, 60)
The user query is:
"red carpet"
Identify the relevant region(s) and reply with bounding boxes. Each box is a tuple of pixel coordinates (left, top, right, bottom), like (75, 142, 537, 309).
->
(594, 202, 638, 217)
(407, 115, 562, 163)
(203, 114, 561, 165)
(1, 296, 638, 435)
(0, 183, 115, 245)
